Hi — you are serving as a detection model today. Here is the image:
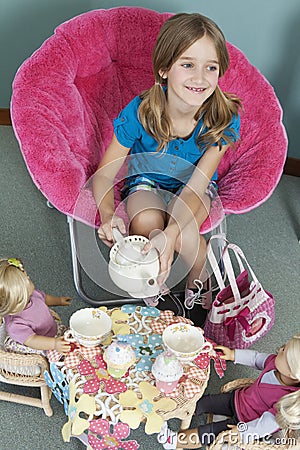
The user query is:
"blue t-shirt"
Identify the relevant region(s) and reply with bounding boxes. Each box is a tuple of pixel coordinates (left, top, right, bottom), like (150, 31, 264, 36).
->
(114, 94, 240, 189)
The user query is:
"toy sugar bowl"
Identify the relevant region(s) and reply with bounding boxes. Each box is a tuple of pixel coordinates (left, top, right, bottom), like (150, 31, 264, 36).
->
(152, 351, 183, 394)
(103, 338, 136, 379)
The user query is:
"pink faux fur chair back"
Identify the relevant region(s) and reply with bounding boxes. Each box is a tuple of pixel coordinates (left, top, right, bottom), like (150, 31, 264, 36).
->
(11, 7, 287, 232)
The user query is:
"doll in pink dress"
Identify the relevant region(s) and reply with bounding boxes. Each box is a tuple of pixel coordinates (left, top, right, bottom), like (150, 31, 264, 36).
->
(0, 258, 71, 354)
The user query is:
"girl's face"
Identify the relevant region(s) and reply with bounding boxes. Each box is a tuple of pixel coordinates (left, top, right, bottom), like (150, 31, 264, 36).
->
(160, 35, 220, 114)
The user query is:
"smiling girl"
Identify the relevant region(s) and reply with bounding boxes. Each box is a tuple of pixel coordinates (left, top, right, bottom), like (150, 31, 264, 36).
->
(93, 13, 242, 325)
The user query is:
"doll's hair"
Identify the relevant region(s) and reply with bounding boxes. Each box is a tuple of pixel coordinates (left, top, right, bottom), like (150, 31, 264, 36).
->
(0, 259, 31, 317)
(276, 334, 300, 430)
(139, 13, 242, 151)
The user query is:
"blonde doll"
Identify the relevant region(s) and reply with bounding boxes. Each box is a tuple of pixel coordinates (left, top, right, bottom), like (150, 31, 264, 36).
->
(93, 13, 242, 326)
(158, 334, 300, 449)
(0, 258, 71, 354)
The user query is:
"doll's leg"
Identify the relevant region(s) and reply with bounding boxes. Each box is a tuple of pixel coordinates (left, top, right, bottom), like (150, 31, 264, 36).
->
(177, 418, 236, 448)
(193, 393, 238, 446)
(195, 392, 237, 417)
(158, 393, 238, 449)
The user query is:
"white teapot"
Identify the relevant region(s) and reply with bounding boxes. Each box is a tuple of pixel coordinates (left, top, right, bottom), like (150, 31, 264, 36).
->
(108, 229, 160, 298)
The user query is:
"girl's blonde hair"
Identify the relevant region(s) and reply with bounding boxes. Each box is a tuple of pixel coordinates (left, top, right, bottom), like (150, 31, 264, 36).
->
(139, 13, 242, 151)
(276, 334, 300, 430)
(0, 259, 31, 317)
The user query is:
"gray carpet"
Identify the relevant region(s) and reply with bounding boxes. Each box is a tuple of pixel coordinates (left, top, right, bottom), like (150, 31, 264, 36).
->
(0, 125, 299, 449)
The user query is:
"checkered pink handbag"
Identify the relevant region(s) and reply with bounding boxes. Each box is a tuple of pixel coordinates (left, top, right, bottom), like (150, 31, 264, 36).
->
(204, 237, 275, 348)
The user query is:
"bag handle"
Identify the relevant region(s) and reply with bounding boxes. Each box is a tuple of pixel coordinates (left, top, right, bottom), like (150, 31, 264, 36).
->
(223, 243, 259, 283)
(207, 236, 259, 304)
(207, 236, 227, 291)
(221, 243, 260, 303)
(207, 235, 245, 292)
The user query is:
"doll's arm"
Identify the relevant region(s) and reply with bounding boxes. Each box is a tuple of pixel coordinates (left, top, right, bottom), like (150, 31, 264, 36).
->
(237, 412, 280, 443)
(45, 294, 71, 307)
(214, 345, 235, 361)
(234, 349, 271, 370)
(24, 334, 70, 354)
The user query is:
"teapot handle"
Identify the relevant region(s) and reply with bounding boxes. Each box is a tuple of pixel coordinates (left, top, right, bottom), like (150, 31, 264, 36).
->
(112, 227, 125, 245)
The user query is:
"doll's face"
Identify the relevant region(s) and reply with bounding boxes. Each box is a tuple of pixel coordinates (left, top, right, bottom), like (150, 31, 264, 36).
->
(275, 344, 297, 381)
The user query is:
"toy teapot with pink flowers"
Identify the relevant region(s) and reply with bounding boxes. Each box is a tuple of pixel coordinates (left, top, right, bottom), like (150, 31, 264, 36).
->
(108, 228, 160, 298)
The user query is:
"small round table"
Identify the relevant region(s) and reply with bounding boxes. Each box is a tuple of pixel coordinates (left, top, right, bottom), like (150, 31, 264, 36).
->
(46, 304, 211, 449)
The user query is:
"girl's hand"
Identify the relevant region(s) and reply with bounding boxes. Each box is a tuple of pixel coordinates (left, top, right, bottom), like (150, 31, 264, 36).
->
(54, 337, 71, 355)
(98, 215, 126, 247)
(59, 296, 72, 306)
(143, 229, 175, 286)
(214, 345, 235, 361)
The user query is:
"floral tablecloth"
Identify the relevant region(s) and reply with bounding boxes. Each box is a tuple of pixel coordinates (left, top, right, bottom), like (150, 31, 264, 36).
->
(44, 305, 224, 449)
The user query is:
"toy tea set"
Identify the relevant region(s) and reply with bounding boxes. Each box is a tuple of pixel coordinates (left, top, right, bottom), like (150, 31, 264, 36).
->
(64, 308, 212, 390)
(64, 308, 137, 378)
(64, 230, 213, 390)
(64, 309, 212, 392)
(152, 324, 213, 393)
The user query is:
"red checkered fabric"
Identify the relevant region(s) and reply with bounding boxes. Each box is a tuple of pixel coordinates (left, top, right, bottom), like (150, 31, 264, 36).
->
(151, 310, 193, 334)
(166, 365, 208, 400)
(194, 338, 227, 379)
(47, 344, 103, 368)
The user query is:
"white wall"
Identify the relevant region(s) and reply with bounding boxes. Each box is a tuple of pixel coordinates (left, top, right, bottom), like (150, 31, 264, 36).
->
(1, 0, 299, 157)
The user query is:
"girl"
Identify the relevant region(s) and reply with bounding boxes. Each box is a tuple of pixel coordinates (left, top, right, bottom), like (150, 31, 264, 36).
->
(157, 334, 300, 449)
(0, 258, 71, 354)
(93, 13, 242, 325)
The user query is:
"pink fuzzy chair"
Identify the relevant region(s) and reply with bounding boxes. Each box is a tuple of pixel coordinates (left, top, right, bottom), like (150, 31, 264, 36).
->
(11, 7, 287, 304)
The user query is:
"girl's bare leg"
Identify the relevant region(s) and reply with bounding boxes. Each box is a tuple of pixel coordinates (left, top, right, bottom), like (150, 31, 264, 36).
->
(126, 190, 211, 292)
(126, 190, 167, 237)
(168, 195, 211, 289)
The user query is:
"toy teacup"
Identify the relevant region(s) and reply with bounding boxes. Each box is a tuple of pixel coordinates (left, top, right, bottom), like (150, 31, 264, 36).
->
(64, 308, 112, 347)
(162, 323, 212, 362)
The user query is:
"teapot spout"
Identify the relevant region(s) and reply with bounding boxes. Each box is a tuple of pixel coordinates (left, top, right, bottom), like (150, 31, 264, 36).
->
(142, 276, 159, 297)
